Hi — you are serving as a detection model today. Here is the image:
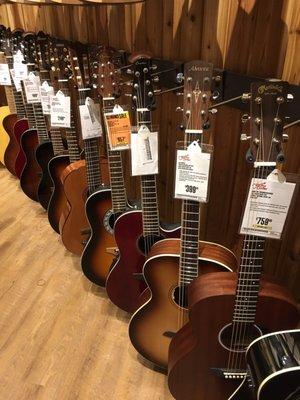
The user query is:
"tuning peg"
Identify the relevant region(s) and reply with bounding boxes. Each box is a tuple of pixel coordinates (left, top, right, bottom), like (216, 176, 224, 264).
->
(277, 96, 285, 104)
(150, 65, 157, 70)
(241, 114, 250, 123)
(176, 107, 183, 112)
(287, 93, 294, 102)
(176, 92, 184, 96)
(209, 108, 217, 115)
(212, 75, 222, 83)
(176, 73, 184, 83)
(242, 93, 251, 102)
(212, 91, 220, 101)
(240, 134, 251, 141)
(152, 75, 159, 82)
(126, 68, 133, 74)
(246, 148, 254, 163)
(282, 133, 289, 142)
(179, 124, 185, 131)
(148, 91, 154, 97)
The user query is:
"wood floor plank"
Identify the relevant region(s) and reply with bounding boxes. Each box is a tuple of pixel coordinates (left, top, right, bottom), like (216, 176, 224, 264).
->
(0, 167, 171, 400)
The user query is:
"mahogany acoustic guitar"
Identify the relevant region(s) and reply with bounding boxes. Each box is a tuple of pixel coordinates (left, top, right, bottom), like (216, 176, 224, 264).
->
(105, 53, 181, 313)
(128, 61, 237, 370)
(81, 48, 133, 286)
(168, 80, 299, 400)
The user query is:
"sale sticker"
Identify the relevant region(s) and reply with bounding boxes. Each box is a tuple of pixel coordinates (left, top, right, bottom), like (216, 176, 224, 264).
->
(0, 63, 11, 86)
(175, 141, 211, 203)
(79, 97, 103, 140)
(39, 81, 54, 115)
(131, 125, 158, 176)
(50, 91, 71, 128)
(105, 105, 131, 150)
(240, 172, 295, 239)
(23, 72, 41, 103)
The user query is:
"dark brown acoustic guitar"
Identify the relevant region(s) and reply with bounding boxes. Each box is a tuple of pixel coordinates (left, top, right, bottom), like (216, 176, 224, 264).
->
(168, 80, 299, 400)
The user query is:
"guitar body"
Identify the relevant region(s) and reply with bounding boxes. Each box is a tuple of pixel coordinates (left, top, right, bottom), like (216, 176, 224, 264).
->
(106, 212, 181, 314)
(14, 118, 29, 178)
(128, 238, 237, 369)
(59, 158, 109, 256)
(47, 155, 70, 233)
(168, 272, 299, 400)
(36, 140, 54, 210)
(3, 113, 18, 176)
(81, 188, 119, 287)
(0, 106, 11, 165)
(19, 128, 41, 202)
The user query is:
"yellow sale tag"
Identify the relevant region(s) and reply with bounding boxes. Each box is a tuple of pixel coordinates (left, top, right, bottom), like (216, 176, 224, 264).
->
(105, 111, 131, 150)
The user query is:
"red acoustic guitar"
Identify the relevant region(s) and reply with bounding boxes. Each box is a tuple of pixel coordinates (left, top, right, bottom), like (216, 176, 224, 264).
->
(106, 53, 180, 313)
(168, 80, 299, 400)
(128, 61, 237, 370)
(81, 47, 131, 284)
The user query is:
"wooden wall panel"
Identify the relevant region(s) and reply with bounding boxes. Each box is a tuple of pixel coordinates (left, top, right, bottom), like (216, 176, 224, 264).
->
(0, 0, 299, 298)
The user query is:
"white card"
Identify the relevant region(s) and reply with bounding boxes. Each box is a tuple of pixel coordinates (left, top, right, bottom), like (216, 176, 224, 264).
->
(79, 97, 102, 140)
(131, 125, 158, 176)
(23, 73, 41, 103)
(13, 51, 27, 80)
(240, 174, 296, 239)
(10, 69, 22, 92)
(39, 81, 54, 115)
(50, 91, 71, 128)
(0, 64, 11, 86)
(175, 141, 211, 202)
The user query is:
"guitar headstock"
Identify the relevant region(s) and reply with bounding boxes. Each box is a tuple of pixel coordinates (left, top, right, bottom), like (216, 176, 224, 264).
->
(50, 41, 72, 87)
(36, 31, 52, 73)
(183, 60, 214, 131)
(11, 29, 24, 54)
(22, 32, 37, 69)
(0, 25, 7, 53)
(247, 80, 288, 164)
(93, 47, 120, 100)
(128, 52, 156, 111)
(67, 47, 84, 90)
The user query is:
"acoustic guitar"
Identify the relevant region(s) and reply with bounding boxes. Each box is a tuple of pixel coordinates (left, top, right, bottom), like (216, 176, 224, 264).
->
(81, 48, 132, 286)
(168, 80, 299, 400)
(230, 329, 300, 400)
(128, 60, 237, 370)
(59, 46, 109, 256)
(2, 28, 26, 177)
(105, 53, 181, 313)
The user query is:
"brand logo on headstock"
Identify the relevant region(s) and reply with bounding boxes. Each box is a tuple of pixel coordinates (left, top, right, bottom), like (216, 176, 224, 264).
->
(258, 84, 283, 95)
(189, 65, 209, 72)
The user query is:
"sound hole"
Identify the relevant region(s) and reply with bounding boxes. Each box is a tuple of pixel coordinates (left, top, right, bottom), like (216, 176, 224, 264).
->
(137, 234, 164, 255)
(219, 323, 262, 353)
(103, 210, 122, 234)
(108, 212, 122, 230)
(172, 285, 188, 309)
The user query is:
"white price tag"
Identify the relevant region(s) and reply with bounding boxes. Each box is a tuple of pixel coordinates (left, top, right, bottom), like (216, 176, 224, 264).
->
(240, 170, 296, 239)
(23, 72, 41, 103)
(13, 51, 27, 80)
(131, 125, 158, 176)
(175, 141, 211, 202)
(0, 64, 11, 86)
(50, 91, 71, 128)
(39, 81, 54, 115)
(10, 69, 22, 92)
(79, 97, 102, 140)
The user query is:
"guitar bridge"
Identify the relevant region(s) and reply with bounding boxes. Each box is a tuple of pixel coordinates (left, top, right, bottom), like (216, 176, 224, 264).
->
(210, 368, 246, 380)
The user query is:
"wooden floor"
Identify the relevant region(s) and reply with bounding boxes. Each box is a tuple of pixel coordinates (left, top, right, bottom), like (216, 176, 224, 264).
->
(0, 166, 171, 400)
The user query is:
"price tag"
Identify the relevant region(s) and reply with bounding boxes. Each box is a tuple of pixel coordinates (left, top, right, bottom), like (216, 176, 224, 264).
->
(13, 51, 27, 80)
(105, 105, 131, 150)
(23, 72, 41, 103)
(79, 97, 102, 140)
(131, 125, 158, 176)
(50, 91, 71, 128)
(10, 69, 22, 92)
(175, 141, 211, 202)
(39, 81, 54, 115)
(240, 170, 296, 239)
(0, 64, 11, 85)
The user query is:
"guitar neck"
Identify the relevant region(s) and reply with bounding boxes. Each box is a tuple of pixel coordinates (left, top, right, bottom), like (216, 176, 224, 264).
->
(50, 129, 65, 156)
(32, 102, 49, 144)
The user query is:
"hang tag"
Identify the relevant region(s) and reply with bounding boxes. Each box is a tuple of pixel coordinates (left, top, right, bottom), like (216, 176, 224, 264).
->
(131, 125, 158, 176)
(79, 97, 102, 140)
(175, 141, 211, 202)
(10, 69, 22, 92)
(50, 92, 71, 128)
(240, 175, 296, 239)
(13, 51, 27, 80)
(23, 72, 41, 103)
(104, 105, 131, 150)
(39, 81, 54, 115)
(0, 64, 11, 86)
